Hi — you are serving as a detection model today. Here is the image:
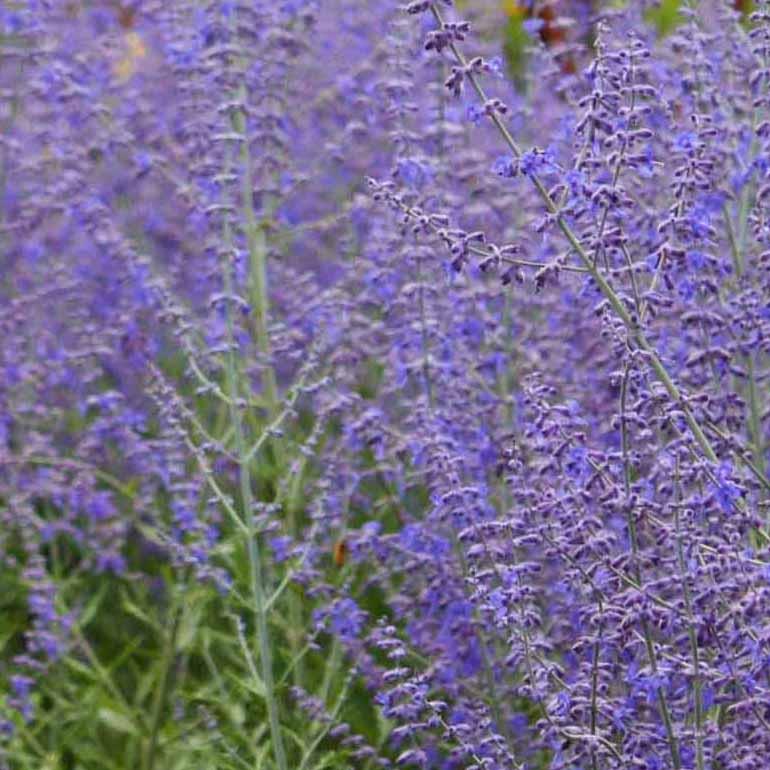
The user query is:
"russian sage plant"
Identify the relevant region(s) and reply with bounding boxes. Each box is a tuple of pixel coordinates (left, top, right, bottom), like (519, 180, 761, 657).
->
(1, 1, 770, 770)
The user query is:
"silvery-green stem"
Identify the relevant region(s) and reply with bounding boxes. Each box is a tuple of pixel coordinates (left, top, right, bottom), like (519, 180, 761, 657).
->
(219, 139, 288, 770)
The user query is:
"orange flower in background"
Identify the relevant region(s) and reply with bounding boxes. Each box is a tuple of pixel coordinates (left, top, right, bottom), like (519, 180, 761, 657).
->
(116, 3, 137, 29)
(113, 30, 147, 81)
(106, 2, 146, 81)
(502, 1, 579, 76)
(333, 539, 347, 567)
(501, 0, 528, 16)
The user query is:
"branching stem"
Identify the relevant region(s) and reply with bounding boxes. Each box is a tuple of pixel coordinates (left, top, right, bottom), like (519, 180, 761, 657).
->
(429, 3, 718, 467)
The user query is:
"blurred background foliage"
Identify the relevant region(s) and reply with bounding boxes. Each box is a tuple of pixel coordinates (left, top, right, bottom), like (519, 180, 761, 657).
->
(471, 0, 756, 88)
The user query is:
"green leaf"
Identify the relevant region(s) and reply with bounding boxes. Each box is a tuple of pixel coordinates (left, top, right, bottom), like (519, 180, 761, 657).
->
(177, 601, 204, 651)
(226, 702, 245, 726)
(135, 665, 161, 707)
(98, 707, 140, 737)
(78, 583, 109, 628)
(121, 589, 161, 632)
(63, 656, 100, 682)
(645, 0, 684, 36)
(227, 669, 266, 700)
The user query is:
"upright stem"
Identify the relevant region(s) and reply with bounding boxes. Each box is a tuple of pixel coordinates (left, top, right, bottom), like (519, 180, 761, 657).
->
(672, 460, 705, 770)
(746, 356, 763, 469)
(232, 67, 303, 691)
(233, 89, 279, 412)
(724, 137, 767, 508)
(621, 369, 681, 769)
(143, 600, 182, 770)
(285, 457, 307, 688)
(220, 140, 288, 770)
(416, 253, 435, 408)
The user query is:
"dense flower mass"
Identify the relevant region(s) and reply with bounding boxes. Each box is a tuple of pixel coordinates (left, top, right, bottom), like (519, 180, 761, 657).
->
(1, 0, 770, 769)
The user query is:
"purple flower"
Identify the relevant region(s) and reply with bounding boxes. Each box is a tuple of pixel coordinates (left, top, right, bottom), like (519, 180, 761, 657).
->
(522, 17, 545, 38)
(326, 598, 367, 641)
(711, 461, 742, 513)
(492, 155, 518, 178)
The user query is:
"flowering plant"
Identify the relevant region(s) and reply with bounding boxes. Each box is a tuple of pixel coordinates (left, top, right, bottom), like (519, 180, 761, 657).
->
(1, 1, 769, 769)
